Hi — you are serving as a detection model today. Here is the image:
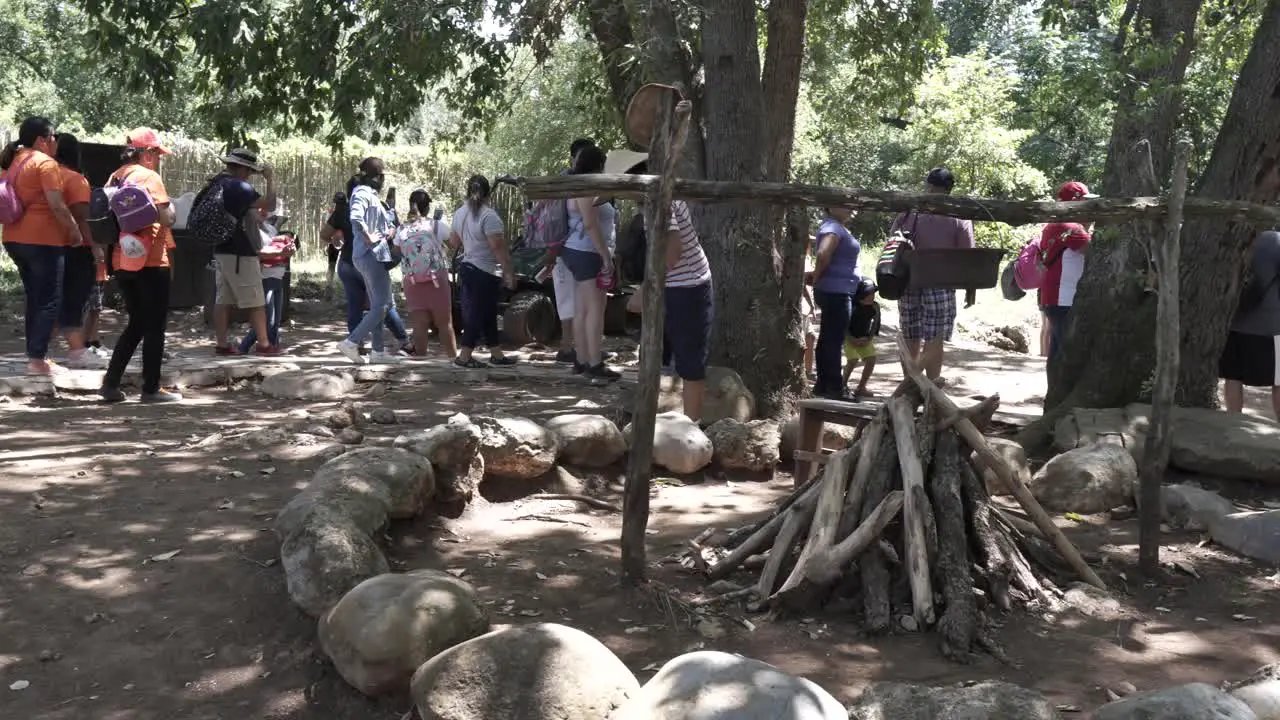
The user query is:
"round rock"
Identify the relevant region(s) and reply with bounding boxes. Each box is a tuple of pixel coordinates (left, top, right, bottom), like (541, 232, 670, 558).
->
(1029, 443, 1137, 514)
(394, 417, 482, 472)
(312, 447, 435, 519)
(705, 418, 781, 473)
(476, 416, 558, 480)
(261, 371, 356, 401)
(410, 623, 639, 720)
(545, 414, 627, 468)
(319, 570, 490, 697)
(280, 510, 390, 618)
(626, 412, 713, 475)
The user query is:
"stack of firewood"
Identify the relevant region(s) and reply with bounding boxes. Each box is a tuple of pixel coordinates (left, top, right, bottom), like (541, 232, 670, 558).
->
(687, 342, 1106, 662)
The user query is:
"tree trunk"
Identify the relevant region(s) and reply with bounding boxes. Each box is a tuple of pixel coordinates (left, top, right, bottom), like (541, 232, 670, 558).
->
(585, 0, 641, 126)
(1036, 0, 1203, 435)
(698, 0, 806, 417)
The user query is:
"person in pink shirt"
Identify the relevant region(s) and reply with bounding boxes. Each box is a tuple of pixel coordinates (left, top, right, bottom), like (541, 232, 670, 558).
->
(889, 167, 975, 382)
(1038, 180, 1097, 361)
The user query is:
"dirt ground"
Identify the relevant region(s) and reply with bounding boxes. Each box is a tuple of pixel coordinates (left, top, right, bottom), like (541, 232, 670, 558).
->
(2, 291, 1279, 720)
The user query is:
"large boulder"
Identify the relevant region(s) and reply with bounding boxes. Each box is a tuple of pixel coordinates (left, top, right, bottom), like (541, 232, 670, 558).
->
(779, 416, 859, 460)
(705, 419, 781, 473)
(274, 473, 394, 541)
(848, 680, 1061, 720)
(1210, 510, 1280, 565)
(319, 570, 490, 697)
(261, 370, 356, 400)
(1160, 483, 1237, 531)
(410, 623, 639, 720)
(612, 650, 845, 720)
(1029, 443, 1136, 514)
(973, 437, 1031, 497)
(546, 414, 627, 467)
(1228, 664, 1280, 720)
(630, 366, 756, 424)
(1093, 683, 1257, 720)
(625, 412, 714, 475)
(394, 415, 482, 472)
(280, 510, 390, 618)
(312, 447, 435, 519)
(476, 416, 558, 480)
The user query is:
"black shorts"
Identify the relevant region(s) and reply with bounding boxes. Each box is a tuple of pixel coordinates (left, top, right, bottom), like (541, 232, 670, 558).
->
(664, 281, 714, 382)
(1219, 331, 1280, 387)
(560, 247, 603, 282)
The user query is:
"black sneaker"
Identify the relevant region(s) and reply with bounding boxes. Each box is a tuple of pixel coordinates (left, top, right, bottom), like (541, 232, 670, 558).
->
(99, 387, 127, 404)
(586, 363, 621, 382)
(141, 390, 183, 404)
(573, 362, 588, 375)
(554, 349, 577, 365)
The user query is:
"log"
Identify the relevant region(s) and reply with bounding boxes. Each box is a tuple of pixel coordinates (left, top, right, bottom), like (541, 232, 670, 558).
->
(861, 432, 899, 633)
(514, 174, 1280, 225)
(776, 448, 857, 598)
(621, 95, 693, 583)
(709, 479, 822, 580)
(959, 455, 1012, 612)
(834, 410, 889, 541)
(993, 521, 1051, 605)
(917, 485, 939, 570)
(929, 431, 979, 663)
(721, 464, 830, 550)
(895, 335, 1107, 591)
(803, 491, 904, 585)
(887, 395, 936, 626)
(1138, 139, 1191, 575)
(757, 501, 814, 597)
(937, 394, 1000, 432)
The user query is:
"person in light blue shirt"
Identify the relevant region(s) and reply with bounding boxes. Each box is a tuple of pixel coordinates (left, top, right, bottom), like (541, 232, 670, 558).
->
(560, 146, 620, 381)
(336, 157, 401, 365)
(809, 206, 861, 398)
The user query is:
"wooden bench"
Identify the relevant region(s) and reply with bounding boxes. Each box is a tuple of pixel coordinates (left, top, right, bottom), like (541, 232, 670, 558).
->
(792, 398, 879, 486)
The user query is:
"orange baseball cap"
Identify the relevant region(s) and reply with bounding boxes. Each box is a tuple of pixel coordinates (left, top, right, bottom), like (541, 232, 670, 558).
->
(126, 127, 172, 155)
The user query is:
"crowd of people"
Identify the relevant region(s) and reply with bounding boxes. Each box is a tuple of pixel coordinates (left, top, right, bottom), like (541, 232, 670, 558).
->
(2, 116, 1275, 418)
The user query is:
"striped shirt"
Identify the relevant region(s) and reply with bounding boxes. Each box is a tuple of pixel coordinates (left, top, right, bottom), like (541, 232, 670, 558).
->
(654, 200, 711, 287)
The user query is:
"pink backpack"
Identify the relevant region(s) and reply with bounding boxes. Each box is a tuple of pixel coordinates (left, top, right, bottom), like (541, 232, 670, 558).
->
(1013, 228, 1070, 291)
(0, 153, 36, 225)
(109, 171, 159, 233)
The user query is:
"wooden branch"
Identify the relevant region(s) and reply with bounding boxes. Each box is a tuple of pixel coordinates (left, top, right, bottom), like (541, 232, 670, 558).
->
(534, 494, 621, 512)
(888, 395, 936, 627)
(622, 96, 693, 584)
(959, 456, 1012, 612)
(1138, 139, 1190, 575)
(835, 409, 889, 540)
(758, 500, 814, 597)
(896, 336, 1107, 591)
(937, 395, 1000, 432)
(513, 174, 1280, 225)
(803, 490, 904, 585)
(721, 467, 827, 550)
(776, 448, 856, 597)
(709, 480, 822, 579)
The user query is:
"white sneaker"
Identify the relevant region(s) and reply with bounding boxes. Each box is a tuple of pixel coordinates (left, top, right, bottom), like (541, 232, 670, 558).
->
(90, 346, 112, 359)
(369, 351, 404, 365)
(65, 351, 109, 370)
(337, 340, 365, 365)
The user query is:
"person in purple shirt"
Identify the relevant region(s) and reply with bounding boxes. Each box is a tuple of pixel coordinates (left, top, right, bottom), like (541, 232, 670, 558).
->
(890, 167, 975, 383)
(808, 206, 861, 398)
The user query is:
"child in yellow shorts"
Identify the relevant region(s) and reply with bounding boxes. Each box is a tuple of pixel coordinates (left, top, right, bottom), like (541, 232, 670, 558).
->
(843, 278, 881, 400)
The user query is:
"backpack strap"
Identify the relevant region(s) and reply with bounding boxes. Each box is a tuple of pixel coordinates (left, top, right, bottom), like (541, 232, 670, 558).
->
(4, 151, 36, 182)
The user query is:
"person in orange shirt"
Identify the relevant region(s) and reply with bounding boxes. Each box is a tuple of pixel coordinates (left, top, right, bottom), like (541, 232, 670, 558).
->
(0, 116, 84, 376)
(99, 128, 181, 404)
(52, 133, 109, 370)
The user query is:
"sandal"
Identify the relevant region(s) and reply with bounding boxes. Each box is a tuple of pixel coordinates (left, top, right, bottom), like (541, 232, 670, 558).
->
(489, 355, 518, 367)
(453, 357, 489, 370)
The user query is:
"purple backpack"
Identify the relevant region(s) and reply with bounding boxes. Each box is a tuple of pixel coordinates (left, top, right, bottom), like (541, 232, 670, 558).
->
(0, 153, 35, 225)
(109, 171, 159, 233)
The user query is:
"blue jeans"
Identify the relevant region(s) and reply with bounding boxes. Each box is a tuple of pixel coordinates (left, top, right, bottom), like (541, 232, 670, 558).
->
(4, 242, 64, 360)
(459, 262, 501, 349)
(814, 290, 852, 396)
(239, 276, 285, 352)
(347, 255, 395, 352)
(337, 259, 407, 343)
(1043, 305, 1072, 362)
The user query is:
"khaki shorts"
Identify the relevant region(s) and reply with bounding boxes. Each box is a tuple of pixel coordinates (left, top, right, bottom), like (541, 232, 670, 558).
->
(215, 254, 266, 309)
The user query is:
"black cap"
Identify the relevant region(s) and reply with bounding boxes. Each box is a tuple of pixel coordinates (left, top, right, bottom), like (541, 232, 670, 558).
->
(926, 167, 955, 191)
(855, 277, 879, 301)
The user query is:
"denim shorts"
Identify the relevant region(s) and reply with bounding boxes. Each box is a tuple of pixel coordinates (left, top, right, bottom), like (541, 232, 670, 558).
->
(560, 247, 603, 282)
(664, 281, 714, 382)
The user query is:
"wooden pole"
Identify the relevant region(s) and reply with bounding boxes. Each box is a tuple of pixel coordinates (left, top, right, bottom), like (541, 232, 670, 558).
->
(621, 94, 694, 585)
(895, 336, 1107, 590)
(514, 174, 1280, 226)
(1138, 139, 1191, 576)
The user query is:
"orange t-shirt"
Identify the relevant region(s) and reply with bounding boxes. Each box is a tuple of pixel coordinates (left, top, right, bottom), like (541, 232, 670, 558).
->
(59, 167, 92, 248)
(109, 164, 174, 269)
(1, 149, 67, 246)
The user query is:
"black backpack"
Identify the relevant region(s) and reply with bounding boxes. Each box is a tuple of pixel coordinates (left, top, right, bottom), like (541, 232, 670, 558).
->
(87, 178, 121, 246)
(876, 232, 914, 301)
(185, 176, 237, 257)
(1235, 273, 1279, 319)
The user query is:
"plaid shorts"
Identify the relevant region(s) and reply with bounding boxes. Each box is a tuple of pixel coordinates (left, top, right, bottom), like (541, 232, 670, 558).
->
(899, 288, 957, 341)
(87, 281, 105, 313)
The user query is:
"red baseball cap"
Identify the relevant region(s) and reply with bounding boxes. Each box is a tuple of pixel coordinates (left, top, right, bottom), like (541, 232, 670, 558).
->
(126, 127, 172, 155)
(1057, 181, 1098, 201)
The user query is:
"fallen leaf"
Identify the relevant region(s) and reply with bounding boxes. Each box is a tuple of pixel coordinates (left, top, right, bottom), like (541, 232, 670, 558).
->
(1232, 614, 1257, 622)
(625, 626, 650, 635)
(641, 662, 660, 671)
(445, 568, 467, 577)
(9, 680, 29, 691)
(260, 467, 277, 475)
(228, 471, 245, 479)
(1055, 704, 1082, 713)
(517, 609, 543, 617)
(1064, 512, 1085, 523)
(1105, 689, 1121, 702)
(217, 499, 235, 510)
(1155, 606, 1172, 613)
(535, 572, 548, 581)
(151, 550, 182, 562)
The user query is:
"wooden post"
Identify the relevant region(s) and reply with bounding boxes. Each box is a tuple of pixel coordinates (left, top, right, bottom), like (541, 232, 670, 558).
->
(1138, 139, 1191, 576)
(621, 93, 693, 584)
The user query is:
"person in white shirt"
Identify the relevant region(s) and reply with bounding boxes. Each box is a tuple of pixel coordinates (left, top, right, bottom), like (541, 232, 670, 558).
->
(449, 175, 517, 368)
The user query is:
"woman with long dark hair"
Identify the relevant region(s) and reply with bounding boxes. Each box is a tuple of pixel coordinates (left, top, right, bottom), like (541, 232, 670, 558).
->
(51, 133, 106, 369)
(99, 128, 181, 403)
(336, 157, 402, 365)
(0, 116, 83, 375)
(809, 206, 861, 399)
(449, 175, 516, 368)
(394, 189, 455, 357)
(323, 187, 412, 354)
(561, 146, 619, 380)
